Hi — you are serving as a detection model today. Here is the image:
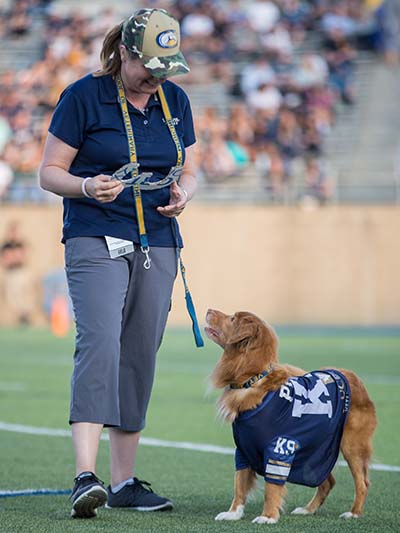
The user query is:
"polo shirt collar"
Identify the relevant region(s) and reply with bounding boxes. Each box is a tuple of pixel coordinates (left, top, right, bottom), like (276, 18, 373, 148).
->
(98, 74, 160, 108)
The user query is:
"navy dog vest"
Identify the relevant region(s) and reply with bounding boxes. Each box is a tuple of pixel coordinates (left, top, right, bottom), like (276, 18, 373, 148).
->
(233, 369, 350, 487)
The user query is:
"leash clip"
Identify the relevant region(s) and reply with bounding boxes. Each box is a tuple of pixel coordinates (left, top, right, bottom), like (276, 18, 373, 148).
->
(141, 246, 151, 270)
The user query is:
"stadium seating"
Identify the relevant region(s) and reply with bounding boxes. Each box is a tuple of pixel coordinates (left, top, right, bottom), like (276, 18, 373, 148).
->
(0, 0, 399, 204)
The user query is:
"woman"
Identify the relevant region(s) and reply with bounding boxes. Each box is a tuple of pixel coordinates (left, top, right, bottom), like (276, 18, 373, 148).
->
(39, 8, 198, 519)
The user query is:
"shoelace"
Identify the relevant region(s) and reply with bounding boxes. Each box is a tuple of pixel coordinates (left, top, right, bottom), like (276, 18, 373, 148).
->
(74, 472, 104, 485)
(70, 473, 104, 501)
(134, 478, 154, 493)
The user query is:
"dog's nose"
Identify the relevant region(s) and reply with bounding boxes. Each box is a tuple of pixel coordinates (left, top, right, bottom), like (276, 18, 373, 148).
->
(206, 309, 216, 319)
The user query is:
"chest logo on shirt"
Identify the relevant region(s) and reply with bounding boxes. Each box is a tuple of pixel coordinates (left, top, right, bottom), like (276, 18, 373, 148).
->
(156, 30, 178, 49)
(162, 117, 180, 126)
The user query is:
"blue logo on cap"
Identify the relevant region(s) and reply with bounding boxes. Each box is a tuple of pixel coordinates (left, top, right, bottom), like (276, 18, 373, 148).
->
(156, 30, 178, 49)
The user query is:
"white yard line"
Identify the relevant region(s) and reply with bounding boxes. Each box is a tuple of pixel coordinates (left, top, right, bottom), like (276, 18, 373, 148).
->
(0, 489, 70, 497)
(1, 421, 399, 473)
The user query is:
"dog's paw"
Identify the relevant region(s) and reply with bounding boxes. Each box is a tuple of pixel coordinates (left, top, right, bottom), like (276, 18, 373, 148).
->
(291, 506, 313, 515)
(252, 516, 278, 524)
(215, 505, 244, 521)
(339, 512, 360, 520)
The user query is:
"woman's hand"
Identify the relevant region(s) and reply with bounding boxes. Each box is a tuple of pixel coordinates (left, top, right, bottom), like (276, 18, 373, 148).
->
(85, 175, 125, 203)
(157, 181, 188, 218)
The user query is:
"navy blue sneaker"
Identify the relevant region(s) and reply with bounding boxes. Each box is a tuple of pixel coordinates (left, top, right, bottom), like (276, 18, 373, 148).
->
(106, 478, 173, 511)
(70, 471, 108, 518)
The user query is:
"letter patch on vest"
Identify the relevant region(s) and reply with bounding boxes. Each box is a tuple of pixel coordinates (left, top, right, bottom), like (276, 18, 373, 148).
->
(265, 436, 299, 484)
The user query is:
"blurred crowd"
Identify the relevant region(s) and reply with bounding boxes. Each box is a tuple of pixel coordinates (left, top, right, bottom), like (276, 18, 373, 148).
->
(0, 220, 35, 325)
(0, 0, 399, 204)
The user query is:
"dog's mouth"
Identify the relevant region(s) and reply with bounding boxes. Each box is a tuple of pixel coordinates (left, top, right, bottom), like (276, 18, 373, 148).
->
(205, 320, 224, 338)
(204, 326, 219, 340)
(205, 324, 226, 348)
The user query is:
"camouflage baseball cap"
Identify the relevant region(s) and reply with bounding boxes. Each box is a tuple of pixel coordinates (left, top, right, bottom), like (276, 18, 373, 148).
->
(122, 8, 190, 79)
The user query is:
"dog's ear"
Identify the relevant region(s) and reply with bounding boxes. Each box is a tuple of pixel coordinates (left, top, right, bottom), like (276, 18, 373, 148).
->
(226, 322, 256, 346)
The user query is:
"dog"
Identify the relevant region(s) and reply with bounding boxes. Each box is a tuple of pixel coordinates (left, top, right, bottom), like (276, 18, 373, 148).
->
(205, 309, 377, 525)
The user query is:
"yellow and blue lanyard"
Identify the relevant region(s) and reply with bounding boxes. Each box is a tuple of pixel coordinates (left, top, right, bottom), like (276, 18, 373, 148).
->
(116, 75, 204, 347)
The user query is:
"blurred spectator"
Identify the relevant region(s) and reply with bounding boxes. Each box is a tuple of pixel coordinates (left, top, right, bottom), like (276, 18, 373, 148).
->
(280, 0, 312, 44)
(1, 0, 398, 203)
(304, 84, 336, 131)
(181, 5, 215, 38)
(325, 36, 357, 104)
(320, 0, 399, 64)
(8, 0, 32, 37)
(290, 53, 329, 90)
(247, 82, 283, 117)
(240, 56, 276, 94)
(195, 105, 228, 141)
(0, 221, 35, 325)
(267, 107, 303, 175)
(321, 1, 358, 41)
(227, 104, 256, 157)
(261, 22, 294, 57)
(301, 155, 335, 205)
(200, 132, 238, 182)
(246, 0, 280, 33)
(0, 159, 14, 199)
(372, 0, 400, 64)
(256, 141, 286, 198)
(0, 114, 12, 153)
(301, 112, 325, 156)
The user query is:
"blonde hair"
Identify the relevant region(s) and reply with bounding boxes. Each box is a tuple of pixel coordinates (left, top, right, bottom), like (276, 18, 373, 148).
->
(93, 22, 124, 78)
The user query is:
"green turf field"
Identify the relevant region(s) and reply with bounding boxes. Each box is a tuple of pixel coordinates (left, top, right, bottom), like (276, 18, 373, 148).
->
(0, 327, 399, 532)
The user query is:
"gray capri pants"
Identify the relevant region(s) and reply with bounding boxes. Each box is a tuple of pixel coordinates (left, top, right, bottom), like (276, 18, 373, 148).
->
(65, 237, 177, 432)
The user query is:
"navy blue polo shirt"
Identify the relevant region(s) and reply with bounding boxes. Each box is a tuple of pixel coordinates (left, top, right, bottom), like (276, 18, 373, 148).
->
(233, 370, 350, 487)
(48, 73, 196, 246)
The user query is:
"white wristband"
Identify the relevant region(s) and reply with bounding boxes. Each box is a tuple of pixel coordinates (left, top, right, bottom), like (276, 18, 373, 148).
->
(82, 177, 92, 198)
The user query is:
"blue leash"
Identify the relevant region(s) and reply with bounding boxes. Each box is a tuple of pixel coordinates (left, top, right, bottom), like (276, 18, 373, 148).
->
(172, 218, 204, 348)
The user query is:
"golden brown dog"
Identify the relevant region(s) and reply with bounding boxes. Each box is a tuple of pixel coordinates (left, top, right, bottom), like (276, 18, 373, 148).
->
(205, 309, 377, 524)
